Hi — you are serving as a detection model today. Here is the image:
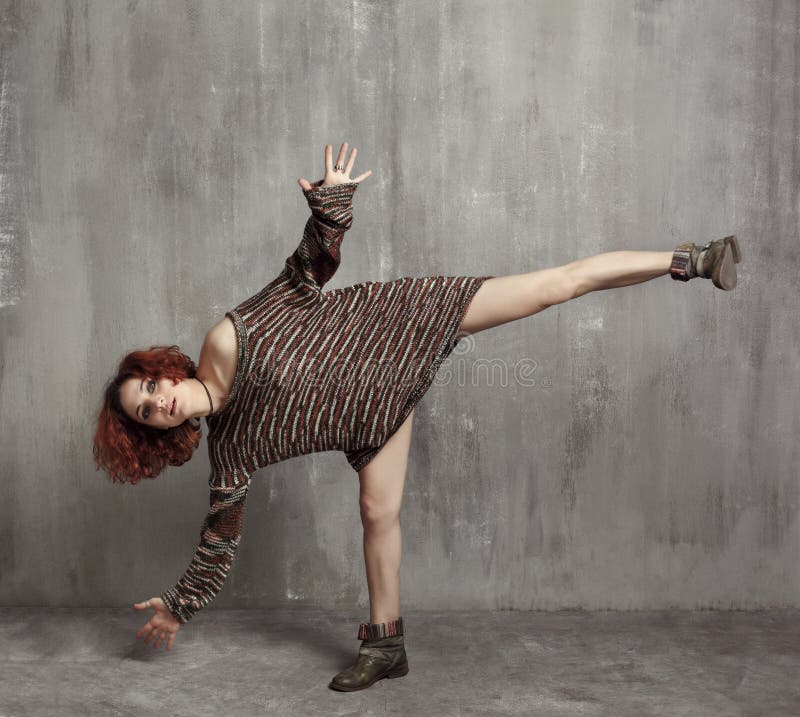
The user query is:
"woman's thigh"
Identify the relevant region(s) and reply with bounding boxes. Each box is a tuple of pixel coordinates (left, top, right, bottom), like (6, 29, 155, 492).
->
(357, 409, 414, 517)
(459, 267, 573, 336)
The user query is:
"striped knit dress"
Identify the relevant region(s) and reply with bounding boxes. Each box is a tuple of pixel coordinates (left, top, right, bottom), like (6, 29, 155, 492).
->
(160, 181, 494, 624)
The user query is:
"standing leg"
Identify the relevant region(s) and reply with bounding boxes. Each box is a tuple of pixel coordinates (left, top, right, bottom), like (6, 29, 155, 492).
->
(459, 250, 673, 335)
(329, 408, 414, 691)
(358, 408, 414, 624)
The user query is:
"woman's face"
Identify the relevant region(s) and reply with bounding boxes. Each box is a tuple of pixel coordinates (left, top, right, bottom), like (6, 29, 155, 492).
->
(120, 375, 186, 430)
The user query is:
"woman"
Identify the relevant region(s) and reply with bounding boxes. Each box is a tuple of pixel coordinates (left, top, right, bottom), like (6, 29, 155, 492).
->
(93, 141, 742, 692)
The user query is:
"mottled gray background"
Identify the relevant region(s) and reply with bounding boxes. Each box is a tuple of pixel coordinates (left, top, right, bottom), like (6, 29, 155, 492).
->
(0, 0, 797, 614)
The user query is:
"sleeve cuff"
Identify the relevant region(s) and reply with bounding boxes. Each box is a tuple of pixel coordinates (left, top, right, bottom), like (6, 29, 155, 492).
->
(303, 181, 359, 202)
(160, 587, 196, 625)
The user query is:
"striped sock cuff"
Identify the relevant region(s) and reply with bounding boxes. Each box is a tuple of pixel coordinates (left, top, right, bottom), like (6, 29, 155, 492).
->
(358, 616, 404, 640)
(670, 243, 695, 281)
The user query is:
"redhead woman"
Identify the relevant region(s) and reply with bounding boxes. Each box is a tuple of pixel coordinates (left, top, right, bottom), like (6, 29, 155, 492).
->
(93, 141, 742, 692)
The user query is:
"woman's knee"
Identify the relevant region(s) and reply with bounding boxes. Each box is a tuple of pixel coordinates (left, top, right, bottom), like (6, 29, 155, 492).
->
(359, 493, 401, 531)
(533, 265, 577, 308)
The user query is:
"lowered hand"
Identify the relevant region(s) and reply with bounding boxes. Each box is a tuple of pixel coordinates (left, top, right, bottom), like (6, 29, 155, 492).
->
(133, 596, 181, 651)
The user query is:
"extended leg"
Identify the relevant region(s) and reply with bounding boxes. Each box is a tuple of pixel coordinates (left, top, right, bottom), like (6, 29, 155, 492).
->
(567, 250, 673, 296)
(459, 250, 673, 335)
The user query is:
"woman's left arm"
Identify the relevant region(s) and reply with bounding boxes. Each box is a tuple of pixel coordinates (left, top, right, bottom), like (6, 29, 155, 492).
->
(158, 469, 253, 625)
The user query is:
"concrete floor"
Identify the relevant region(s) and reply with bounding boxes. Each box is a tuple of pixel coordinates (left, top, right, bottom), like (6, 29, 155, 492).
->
(0, 607, 797, 716)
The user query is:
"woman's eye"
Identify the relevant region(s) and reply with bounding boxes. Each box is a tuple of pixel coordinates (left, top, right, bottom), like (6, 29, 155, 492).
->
(142, 379, 156, 420)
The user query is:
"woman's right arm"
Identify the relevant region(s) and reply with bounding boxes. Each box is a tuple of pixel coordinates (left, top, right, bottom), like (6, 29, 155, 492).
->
(159, 471, 253, 625)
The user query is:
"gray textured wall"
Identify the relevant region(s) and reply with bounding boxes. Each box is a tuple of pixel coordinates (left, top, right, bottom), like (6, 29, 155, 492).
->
(1, 0, 797, 614)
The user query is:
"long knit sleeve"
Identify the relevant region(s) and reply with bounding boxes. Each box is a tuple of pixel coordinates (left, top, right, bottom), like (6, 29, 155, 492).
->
(160, 472, 252, 625)
(284, 181, 359, 291)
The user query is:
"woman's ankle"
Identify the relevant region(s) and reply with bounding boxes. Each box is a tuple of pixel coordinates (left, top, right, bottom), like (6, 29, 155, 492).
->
(359, 616, 404, 640)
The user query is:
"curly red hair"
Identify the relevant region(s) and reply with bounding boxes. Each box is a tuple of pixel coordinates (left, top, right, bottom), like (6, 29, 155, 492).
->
(93, 345, 202, 485)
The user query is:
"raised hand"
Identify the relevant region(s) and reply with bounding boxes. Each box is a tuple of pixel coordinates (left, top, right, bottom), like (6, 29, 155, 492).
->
(297, 142, 372, 192)
(133, 596, 181, 651)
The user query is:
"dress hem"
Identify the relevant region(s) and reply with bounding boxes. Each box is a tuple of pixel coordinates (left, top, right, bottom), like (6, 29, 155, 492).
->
(345, 274, 494, 472)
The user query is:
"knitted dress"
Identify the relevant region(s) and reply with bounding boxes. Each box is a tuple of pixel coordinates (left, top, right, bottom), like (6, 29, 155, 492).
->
(160, 181, 494, 624)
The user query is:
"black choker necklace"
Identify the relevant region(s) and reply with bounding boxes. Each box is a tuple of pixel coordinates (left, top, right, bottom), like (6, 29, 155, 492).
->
(195, 377, 214, 416)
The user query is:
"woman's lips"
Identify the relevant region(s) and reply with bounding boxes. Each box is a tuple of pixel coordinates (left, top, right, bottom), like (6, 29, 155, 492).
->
(171, 398, 176, 416)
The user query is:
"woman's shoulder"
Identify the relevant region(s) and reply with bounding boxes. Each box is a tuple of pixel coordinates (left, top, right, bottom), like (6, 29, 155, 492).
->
(206, 315, 238, 357)
(198, 316, 239, 406)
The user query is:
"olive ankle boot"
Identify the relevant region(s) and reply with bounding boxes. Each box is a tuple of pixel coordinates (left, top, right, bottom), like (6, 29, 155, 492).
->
(670, 235, 742, 290)
(328, 617, 409, 692)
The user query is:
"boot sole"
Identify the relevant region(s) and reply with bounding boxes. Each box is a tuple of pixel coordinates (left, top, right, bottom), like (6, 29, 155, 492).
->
(328, 660, 410, 691)
(712, 235, 742, 290)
